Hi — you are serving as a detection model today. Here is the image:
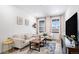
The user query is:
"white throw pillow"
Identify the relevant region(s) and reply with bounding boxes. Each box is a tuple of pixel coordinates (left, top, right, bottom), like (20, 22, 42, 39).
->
(65, 37, 72, 47)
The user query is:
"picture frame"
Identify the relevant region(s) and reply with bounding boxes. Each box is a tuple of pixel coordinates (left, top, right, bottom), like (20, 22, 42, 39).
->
(17, 16, 23, 25)
(25, 19, 29, 25)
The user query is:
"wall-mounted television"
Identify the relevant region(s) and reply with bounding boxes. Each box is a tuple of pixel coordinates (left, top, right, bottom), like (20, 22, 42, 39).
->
(66, 13, 78, 41)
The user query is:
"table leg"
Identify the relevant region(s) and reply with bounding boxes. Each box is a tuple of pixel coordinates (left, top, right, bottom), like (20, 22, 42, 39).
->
(45, 38, 47, 44)
(38, 43, 40, 52)
(43, 39, 46, 46)
(29, 41, 31, 50)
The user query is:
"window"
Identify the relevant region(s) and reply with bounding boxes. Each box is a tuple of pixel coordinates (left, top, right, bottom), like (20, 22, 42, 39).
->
(39, 19, 45, 33)
(52, 19, 60, 33)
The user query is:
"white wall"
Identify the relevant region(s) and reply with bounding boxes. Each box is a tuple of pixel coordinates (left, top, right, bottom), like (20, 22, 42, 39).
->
(64, 6, 79, 36)
(65, 6, 79, 21)
(0, 5, 36, 40)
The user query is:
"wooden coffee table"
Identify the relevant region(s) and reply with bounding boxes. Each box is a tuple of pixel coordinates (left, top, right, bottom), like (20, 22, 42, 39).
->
(29, 39, 45, 52)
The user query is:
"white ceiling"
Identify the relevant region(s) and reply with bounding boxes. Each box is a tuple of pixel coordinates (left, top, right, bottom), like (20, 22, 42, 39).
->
(14, 5, 79, 17)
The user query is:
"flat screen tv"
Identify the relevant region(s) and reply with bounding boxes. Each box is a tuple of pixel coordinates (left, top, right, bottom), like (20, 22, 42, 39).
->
(66, 13, 78, 41)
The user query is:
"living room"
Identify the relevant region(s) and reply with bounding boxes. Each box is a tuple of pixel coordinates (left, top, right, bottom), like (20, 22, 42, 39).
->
(0, 5, 79, 54)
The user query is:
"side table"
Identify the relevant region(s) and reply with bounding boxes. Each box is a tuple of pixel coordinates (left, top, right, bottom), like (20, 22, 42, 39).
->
(67, 47, 79, 54)
(2, 38, 14, 53)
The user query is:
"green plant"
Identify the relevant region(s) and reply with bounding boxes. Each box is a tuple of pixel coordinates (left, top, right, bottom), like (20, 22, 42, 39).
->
(43, 33, 47, 36)
(71, 35, 76, 40)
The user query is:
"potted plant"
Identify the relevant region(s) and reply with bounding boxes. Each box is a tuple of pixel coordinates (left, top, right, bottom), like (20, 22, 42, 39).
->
(70, 35, 76, 46)
(71, 35, 76, 40)
(43, 32, 47, 37)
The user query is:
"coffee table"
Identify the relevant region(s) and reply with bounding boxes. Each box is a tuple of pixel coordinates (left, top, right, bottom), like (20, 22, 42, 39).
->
(29, 38, 46, 52)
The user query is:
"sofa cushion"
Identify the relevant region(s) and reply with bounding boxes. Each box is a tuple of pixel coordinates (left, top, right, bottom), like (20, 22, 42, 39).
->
(12, 34, 27, 39)
(25, 33, 33, 39)
(13, 38, 25, 41)
(13, 34, 22, 38)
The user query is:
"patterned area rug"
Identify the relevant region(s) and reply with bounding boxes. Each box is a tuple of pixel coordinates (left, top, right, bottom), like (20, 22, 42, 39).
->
(10, 41, 56, 54)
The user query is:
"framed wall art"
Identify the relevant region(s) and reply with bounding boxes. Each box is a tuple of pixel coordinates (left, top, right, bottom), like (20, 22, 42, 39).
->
(17, 16, 23, 25)
(25, 19, 29, 25)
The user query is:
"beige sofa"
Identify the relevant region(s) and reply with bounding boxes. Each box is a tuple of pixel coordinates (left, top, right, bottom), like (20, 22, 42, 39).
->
(12, 33, 35, 50)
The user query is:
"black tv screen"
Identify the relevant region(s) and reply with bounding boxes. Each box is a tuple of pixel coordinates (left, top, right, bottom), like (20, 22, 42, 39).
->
(66, 13, 77, 41)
